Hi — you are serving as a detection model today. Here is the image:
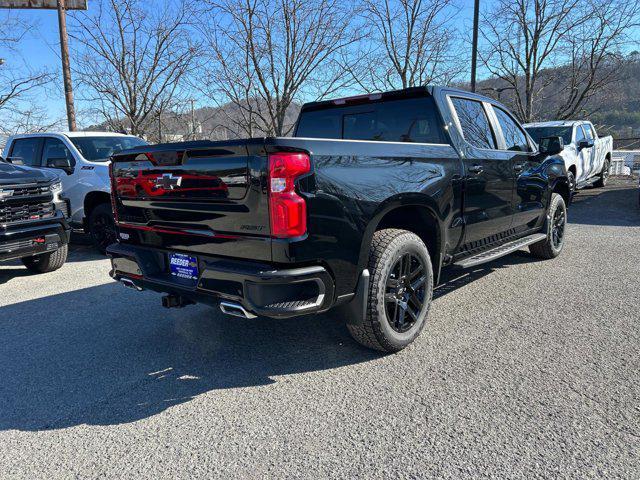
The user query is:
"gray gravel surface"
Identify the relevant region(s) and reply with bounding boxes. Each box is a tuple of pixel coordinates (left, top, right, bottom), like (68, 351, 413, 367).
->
(1, 178, 639, 479)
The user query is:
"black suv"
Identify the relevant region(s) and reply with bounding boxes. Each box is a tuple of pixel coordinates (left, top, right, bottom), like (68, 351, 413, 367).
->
(1, 158, 70, 273)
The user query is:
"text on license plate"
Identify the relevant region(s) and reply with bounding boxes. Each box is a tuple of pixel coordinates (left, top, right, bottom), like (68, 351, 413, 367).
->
(169, 253, 199, 280)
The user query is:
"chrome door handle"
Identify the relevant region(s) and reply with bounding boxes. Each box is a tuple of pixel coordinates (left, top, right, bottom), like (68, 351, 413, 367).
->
(468, 164, 483, 174)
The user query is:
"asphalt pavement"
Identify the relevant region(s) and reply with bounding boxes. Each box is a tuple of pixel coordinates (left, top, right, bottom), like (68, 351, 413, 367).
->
(1, 177, 639, 479)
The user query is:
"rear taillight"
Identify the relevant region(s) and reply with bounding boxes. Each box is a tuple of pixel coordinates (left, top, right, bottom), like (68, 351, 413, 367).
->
(108, 161, 119, 223)
(268, 152, 310, 238)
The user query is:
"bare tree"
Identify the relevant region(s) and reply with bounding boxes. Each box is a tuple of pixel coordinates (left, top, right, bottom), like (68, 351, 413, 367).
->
(71, 0, 199, 135)
(198, 0, 358, 137)
(353, 0, 463, 92)
(0, 13, 53, 125)
(479, 0, 584, 122)
(551, 0, 640, 119)
(480, 0, 640, 122)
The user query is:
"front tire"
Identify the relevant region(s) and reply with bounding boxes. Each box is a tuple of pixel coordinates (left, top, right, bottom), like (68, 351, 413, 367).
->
(529, 193, 567, 259)
(593, 158, 610, 188)
(88, 202, 117, 254)
(347, 229, 433, 353)
(22, 244, 68, 273)
(567, 170, 576, 193)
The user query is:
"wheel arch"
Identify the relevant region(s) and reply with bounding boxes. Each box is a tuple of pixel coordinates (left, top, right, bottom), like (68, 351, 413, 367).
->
(83, 191, 111, 230)
(357, 197, 444, 285)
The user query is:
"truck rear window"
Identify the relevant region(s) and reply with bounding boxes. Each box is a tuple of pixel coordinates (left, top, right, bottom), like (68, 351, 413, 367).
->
(295, 97, 448, 144)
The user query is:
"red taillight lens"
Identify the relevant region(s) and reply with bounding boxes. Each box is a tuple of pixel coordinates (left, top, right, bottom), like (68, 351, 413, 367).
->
(108, 161, 119, 223)
(268, 152, 310, 238)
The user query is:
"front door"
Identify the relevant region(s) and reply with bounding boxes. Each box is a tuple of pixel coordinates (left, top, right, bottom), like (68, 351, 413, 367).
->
(449, 96, 515, 247)
(490, 105, 544, 232)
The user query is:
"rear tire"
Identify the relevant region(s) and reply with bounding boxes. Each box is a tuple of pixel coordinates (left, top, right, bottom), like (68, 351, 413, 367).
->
(88, 202, 116, 254)
(22, 244, 68, 273)
(593, 159, 610, 188)
(529, 193, 567, 259)
(347, 229, 433, 353)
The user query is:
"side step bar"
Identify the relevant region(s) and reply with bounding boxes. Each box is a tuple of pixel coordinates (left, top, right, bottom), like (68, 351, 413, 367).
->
(454, 233, 546, 269)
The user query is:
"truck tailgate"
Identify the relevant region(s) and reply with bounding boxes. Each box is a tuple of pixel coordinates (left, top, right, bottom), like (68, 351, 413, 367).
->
(110, 140, 272, 261)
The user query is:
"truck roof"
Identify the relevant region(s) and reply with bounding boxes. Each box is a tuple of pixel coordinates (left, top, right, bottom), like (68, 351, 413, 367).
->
(8, 131, 139, 140)
(523, 120, 587, 128)
(300, 85, 512, 113)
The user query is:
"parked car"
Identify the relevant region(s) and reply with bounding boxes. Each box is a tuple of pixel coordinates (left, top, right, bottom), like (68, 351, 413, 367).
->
(524, 121, 613, 192)
(0, 157, 70, 273)
(2, 132, 147, 252)
(107, 86, 571, 352)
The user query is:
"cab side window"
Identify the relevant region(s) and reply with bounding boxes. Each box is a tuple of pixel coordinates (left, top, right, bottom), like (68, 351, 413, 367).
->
(9, 138, 42, 167)
(42, 138, 75, 168)
(583, 124, 594, 140)
(575, 126, 587, 143)
(451, 97, 496, 149)
(493, 107, 530, 152)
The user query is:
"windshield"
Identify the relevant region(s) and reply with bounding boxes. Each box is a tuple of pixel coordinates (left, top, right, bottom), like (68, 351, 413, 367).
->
(69, 136, 147, 161)
(525, 126, 573, 146)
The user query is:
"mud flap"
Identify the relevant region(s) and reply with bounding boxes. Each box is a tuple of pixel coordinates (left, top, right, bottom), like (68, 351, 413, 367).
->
(342, 269, 370, 327)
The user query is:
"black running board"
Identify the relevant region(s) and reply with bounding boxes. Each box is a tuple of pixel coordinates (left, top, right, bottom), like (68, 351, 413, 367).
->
(454, 233, 546, 268)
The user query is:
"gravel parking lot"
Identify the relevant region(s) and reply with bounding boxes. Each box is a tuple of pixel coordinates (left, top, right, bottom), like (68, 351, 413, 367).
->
(1, 177, 638, 479)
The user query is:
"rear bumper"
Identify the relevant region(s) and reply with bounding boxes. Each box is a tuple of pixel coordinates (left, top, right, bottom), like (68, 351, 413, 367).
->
(107, 242, 335, 318)
(0, 212, 71, 262)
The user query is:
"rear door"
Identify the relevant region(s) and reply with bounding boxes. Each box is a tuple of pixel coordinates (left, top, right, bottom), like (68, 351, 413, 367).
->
(448, 95, 515, 249)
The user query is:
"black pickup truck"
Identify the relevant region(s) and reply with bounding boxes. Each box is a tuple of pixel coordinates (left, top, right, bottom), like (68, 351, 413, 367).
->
(108, 86, 570, 352)
(1, 159, 70, 273)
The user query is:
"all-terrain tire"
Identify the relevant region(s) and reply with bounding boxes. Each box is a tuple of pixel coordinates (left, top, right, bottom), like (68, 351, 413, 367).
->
(529, 193, 567, 259)
(21, 243, 68, 273)
(593, 158, 610, 188)
(347, 229, 433, 353)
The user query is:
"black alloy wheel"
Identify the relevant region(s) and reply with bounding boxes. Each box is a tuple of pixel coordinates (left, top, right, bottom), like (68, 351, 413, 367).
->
(384, 253, 428, 333)
(551, 204, 566, 249)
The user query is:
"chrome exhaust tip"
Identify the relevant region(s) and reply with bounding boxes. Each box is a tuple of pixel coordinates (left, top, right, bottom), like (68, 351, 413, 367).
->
(120, 278, 143, 291)
(220, 301, 257, 319)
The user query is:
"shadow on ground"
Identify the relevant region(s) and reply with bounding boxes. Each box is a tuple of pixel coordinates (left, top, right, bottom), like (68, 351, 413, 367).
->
(0, 282, 382, 432)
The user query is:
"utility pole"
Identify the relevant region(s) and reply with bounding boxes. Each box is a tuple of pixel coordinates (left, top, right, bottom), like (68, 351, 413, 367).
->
(56, 0, 77, 131)
(190, 98, 196, 140)
(470, 0, 480, 92)
(157, 111, 163, 143)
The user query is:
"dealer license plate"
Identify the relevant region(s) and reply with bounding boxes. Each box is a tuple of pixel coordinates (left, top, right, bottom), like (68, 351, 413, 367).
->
(168, 253, 199, 280)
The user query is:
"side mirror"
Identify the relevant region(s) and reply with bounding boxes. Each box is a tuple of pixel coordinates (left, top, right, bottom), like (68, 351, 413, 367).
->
(539, 136, 564, 156)
(578, 140, 593, 150)
(47, 157, 74, 175)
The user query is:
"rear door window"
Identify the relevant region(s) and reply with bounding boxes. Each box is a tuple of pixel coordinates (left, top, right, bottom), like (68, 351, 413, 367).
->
(9, 138, 42, 167)
(295, 96, 448, 144)
(450, 97, 496, 149)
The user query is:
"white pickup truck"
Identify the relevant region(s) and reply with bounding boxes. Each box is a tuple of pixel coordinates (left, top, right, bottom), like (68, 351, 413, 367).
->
(2, 132, 147, 252)
(524, 121, 613, 192)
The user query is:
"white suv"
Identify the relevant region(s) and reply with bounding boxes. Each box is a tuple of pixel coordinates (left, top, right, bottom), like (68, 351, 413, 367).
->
(3, 132, 147, 252)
